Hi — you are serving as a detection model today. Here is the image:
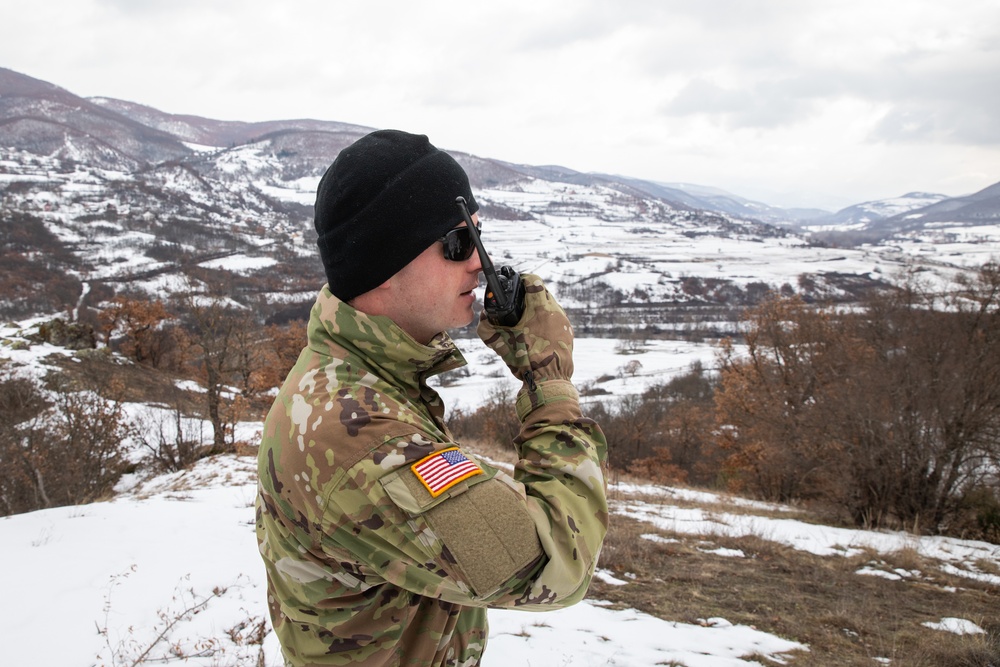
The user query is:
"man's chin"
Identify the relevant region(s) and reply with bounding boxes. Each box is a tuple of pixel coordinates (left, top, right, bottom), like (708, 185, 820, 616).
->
(455, 306, 476, 330)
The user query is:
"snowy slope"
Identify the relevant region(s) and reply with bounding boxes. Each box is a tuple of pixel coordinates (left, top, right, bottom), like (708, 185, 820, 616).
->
(804, 192, 950, 231)
(4, 450, 998, 666)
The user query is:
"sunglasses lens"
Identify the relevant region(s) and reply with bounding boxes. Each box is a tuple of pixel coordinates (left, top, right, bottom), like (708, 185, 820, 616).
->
(441, 226, 477, 261)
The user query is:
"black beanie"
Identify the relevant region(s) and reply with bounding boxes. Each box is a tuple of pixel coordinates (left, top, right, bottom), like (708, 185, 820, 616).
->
(314, 129, 479, 302)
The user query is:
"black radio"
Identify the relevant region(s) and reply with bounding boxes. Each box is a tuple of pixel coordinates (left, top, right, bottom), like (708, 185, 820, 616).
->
(455, 197, 526, 327)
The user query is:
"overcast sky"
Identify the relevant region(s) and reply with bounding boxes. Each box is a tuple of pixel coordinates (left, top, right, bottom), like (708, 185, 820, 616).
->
(3, 0, 999, 210)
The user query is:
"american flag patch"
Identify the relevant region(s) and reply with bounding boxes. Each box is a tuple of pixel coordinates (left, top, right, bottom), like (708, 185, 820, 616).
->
(411, 447, 483, 497)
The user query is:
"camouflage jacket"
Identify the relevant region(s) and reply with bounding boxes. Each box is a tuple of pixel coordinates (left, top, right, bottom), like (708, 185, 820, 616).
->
(256, 285, 608, 666)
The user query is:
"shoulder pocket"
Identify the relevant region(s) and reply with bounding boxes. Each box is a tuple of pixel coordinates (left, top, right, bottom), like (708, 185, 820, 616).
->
(381, 452, 544, 598)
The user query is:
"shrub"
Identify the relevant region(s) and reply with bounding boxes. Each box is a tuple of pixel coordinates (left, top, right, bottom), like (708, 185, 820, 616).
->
(0, 372, 134, 516)
(716, 263, 1000, 535)
(448, 384, 519, 447)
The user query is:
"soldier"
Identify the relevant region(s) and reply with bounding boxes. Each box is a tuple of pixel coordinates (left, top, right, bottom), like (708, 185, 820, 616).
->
(255, 129, 608, 666)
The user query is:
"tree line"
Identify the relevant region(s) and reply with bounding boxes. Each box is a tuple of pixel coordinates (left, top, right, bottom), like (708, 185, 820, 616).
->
(714, 262, 1000, 539)
(3, 263, 999, 544)
(0, 288, 305, 517)
(454, 262, 1000, 543)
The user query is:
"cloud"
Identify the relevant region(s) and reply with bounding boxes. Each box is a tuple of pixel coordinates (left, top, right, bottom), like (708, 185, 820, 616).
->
(873, 103, 1000, 145)
(651, 6, 1000, 146)
(662, 78, 815, 129)
(1, 0, 999, 205)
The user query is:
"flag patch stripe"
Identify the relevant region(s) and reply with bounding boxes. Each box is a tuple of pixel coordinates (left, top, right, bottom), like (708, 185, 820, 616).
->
(412, 447, 483, 497)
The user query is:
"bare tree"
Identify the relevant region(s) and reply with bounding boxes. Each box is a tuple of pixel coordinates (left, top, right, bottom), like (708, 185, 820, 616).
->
(716, 263, 1000, 534)
(0, 371, 133, 516)
(184, 296, 245, 454)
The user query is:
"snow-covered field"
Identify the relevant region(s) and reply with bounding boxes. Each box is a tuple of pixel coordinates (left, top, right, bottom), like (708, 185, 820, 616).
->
(2, 324, 997, 666)
(3, 282, 1000, 664)
(4, 450, 998, 667)
(6, 143, 992, 315)
(435, 335, 721, 412)
(3, 143, 999, 664)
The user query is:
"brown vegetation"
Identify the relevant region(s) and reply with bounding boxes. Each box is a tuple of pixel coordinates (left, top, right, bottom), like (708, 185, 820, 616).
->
(1, 258, 997, 664)
(449, 263, 1000, 544)
(0, 211, 83, 319)
(716, 263, 1000, 538)
(0, 369, 133, 515)
(0, 288, 307, 516)
(593, 510, 1000, 666)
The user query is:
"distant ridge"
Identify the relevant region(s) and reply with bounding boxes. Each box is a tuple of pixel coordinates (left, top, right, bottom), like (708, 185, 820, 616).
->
(88, 96, 375, 148)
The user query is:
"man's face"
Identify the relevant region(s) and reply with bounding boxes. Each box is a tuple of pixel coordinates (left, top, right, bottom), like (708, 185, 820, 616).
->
(384, 214, 483, 344)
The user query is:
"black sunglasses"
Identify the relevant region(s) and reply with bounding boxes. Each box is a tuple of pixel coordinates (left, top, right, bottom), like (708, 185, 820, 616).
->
(438, 223, 481, 262)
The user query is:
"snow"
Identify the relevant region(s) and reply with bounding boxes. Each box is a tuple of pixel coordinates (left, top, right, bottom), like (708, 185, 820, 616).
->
(181, 142, 221, 153)
(2, 445, 997, 666)
(0, 455, 810, 667)
(594, 568, 631, 586)
(2, 320, 995, 664)
(3, 143, 991, 316)
(434, 335, 724, 411)
(484, 602, 806, 667)
(198, 253, 278, 272)
(855, 566, 921, 582)
(875, 224, 1000, 270)
(700, 546, 747, 558)
(255, 176, 322, 206)
(614, 494, 1000, 576)
(922, 618, 987, 636)
(2, 143, 998, 665)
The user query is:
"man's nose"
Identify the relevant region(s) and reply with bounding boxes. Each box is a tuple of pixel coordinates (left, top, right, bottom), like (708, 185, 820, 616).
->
(467, 247, 483, 272)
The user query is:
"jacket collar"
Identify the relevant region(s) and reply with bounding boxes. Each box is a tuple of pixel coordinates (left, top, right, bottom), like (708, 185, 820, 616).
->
(308, 286, 467, 396)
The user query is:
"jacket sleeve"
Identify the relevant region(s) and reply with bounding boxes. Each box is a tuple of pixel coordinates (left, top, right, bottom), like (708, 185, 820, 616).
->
(312, 387, 608, 610)
(492, 378, 609, 608)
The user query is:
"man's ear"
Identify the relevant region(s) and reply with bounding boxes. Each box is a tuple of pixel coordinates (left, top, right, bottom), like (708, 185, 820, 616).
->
(349, 278, 394, 313)
(373, 276, 396, 295)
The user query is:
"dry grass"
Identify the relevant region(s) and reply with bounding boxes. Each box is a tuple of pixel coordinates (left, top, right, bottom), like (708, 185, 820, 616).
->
(464, 436, 519, 469)
(38, 352, 996, 666)
(462, 439, 1000, 664)
(49, 350, 205, 412)
(975, 558, 1000, 578)
(459, 436, 998, 663)
(591, 510, 1000, 666)
(610, 481, 819, 525)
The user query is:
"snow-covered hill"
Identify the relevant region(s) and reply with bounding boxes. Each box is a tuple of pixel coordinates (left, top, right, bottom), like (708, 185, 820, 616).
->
(2, 303, 999, 665)
(3, 436, 997, 666)
(3, 136, 992, 337)
(3, 65, 1000, 667)
(805, 192, 950, 230)
(3, 65, 999, 336)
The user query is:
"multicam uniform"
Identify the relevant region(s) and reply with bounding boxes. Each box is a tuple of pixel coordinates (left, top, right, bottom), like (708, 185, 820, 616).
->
(256, 275, 608, 666)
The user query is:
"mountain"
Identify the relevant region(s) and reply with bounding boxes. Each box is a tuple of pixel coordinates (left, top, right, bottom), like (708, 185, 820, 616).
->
(4, 66, 998, 667)
(481, 167, 828, 226)
(634, 180, 830, 226)
(88, 96, 374, 148)
(0, 68, 191, 168)
(2, 66, 997, 335)
(797, 184, 1000, 248)
(874, 181, 1000, 230)
(803, 192, 950, 229)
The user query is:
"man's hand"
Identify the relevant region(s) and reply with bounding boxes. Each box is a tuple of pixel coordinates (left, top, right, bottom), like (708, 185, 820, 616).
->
(477, 274, 574, 386)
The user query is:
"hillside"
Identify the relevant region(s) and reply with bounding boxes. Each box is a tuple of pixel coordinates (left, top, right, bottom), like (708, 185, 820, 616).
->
(804, 192, 951, 230)
(802, 184, 1000, 251)
(2, 64, 1000, 666)
(4, 450, 997, 666)
(0, 394, 996, 665)
(3, 65, 998, 338)
(1, 304, 998, 664)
